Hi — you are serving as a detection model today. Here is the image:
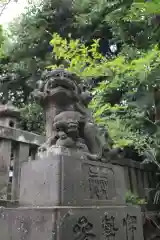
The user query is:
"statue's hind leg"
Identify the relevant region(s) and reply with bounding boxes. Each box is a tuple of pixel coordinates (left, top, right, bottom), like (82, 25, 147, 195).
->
(83, 122, 102, 156)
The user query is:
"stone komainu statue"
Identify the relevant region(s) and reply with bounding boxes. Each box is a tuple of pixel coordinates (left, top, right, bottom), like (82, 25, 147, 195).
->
(33, 68, 117, 162)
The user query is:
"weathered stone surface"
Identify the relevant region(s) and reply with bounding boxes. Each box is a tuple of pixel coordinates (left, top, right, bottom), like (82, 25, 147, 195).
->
(0, 140, 12, 200)
(11, 143, 30, 201)
(0, 102, 20, 128)
(0, 206, 144, 240)
(0, 207, 54, 240)
(0, 125, 45, 145)
(59, 206, 144, 240)
(0, 102, 20, 118)
(19, 148, 126, 206)
(35, 69, 116, 162)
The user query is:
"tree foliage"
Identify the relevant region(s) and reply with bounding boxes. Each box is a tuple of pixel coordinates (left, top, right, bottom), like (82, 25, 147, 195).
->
(0, 25, 5, 57)
(1, 0, 160, 105)
(19, 102, 45, 134)
(0, 0, 78, 104)
(1, 0, 160, 164)
(49, 32, 160, 162)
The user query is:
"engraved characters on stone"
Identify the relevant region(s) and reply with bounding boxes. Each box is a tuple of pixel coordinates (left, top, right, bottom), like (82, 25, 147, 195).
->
(102, 213, 118, 240)
(87, 166, 109, 200)
(88, 178, 108, 200)
(123, 214, 137, 240)
(73, 216, 96, 240)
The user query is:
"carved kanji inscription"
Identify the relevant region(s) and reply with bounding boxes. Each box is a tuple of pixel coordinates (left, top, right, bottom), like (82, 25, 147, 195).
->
(89, 178, 108, 200)
(123, 214, 137, 240)
(87, 166, 109, 200)
(102, 213, 118, 240)
(73, 216, 96, 240)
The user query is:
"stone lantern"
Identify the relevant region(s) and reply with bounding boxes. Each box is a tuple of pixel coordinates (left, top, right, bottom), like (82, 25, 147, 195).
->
(0, 101, 20, 128)
(0, 102, 20, 200)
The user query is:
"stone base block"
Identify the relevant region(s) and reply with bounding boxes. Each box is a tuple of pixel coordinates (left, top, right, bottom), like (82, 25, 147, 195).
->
(20, 148, 126, 206)
(0, 206, 144, 240)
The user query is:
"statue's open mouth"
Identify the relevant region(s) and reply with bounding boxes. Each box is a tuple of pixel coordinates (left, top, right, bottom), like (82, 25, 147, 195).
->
(67, 122, 78, 131)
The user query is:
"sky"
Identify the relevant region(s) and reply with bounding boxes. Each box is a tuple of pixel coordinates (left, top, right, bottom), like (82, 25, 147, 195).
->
(0, 0, 28, 26)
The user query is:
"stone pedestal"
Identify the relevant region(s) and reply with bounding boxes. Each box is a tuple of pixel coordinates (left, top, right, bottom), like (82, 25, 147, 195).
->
(16, 148, 145, 240)
(0, 69, 145, 240)
(0, 206, 143, 240)
(19, 148, 126, 206)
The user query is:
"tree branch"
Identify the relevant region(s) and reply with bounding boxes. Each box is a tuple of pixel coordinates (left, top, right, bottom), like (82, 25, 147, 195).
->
(0, 0, 12, 17)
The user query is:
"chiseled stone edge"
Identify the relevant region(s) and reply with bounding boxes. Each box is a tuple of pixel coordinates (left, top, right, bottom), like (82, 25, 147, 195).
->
(0, 125, 45, 145)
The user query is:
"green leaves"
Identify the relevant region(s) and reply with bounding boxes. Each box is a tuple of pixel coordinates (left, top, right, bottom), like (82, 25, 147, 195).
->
(126, 191, 147, 205)
(50, 33, 104, 77)
(19, 102, 45, 134)
(49, 32, 160, 162)
(125, 1, 160, 22)
(0, 25, 6, 58)
(50, 33, 160, 94)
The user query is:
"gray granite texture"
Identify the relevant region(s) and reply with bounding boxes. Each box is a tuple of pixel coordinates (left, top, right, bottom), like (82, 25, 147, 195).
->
(19, 148, 126, 206)
(0, 206, 144, 240)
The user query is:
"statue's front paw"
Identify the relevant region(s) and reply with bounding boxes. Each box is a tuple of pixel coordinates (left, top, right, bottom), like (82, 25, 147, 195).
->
(86, 153, 101, 161)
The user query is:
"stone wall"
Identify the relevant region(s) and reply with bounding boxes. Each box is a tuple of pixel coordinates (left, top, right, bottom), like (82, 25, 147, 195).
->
(111, 158, 157, 199)
(0, 125, 45, 202)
